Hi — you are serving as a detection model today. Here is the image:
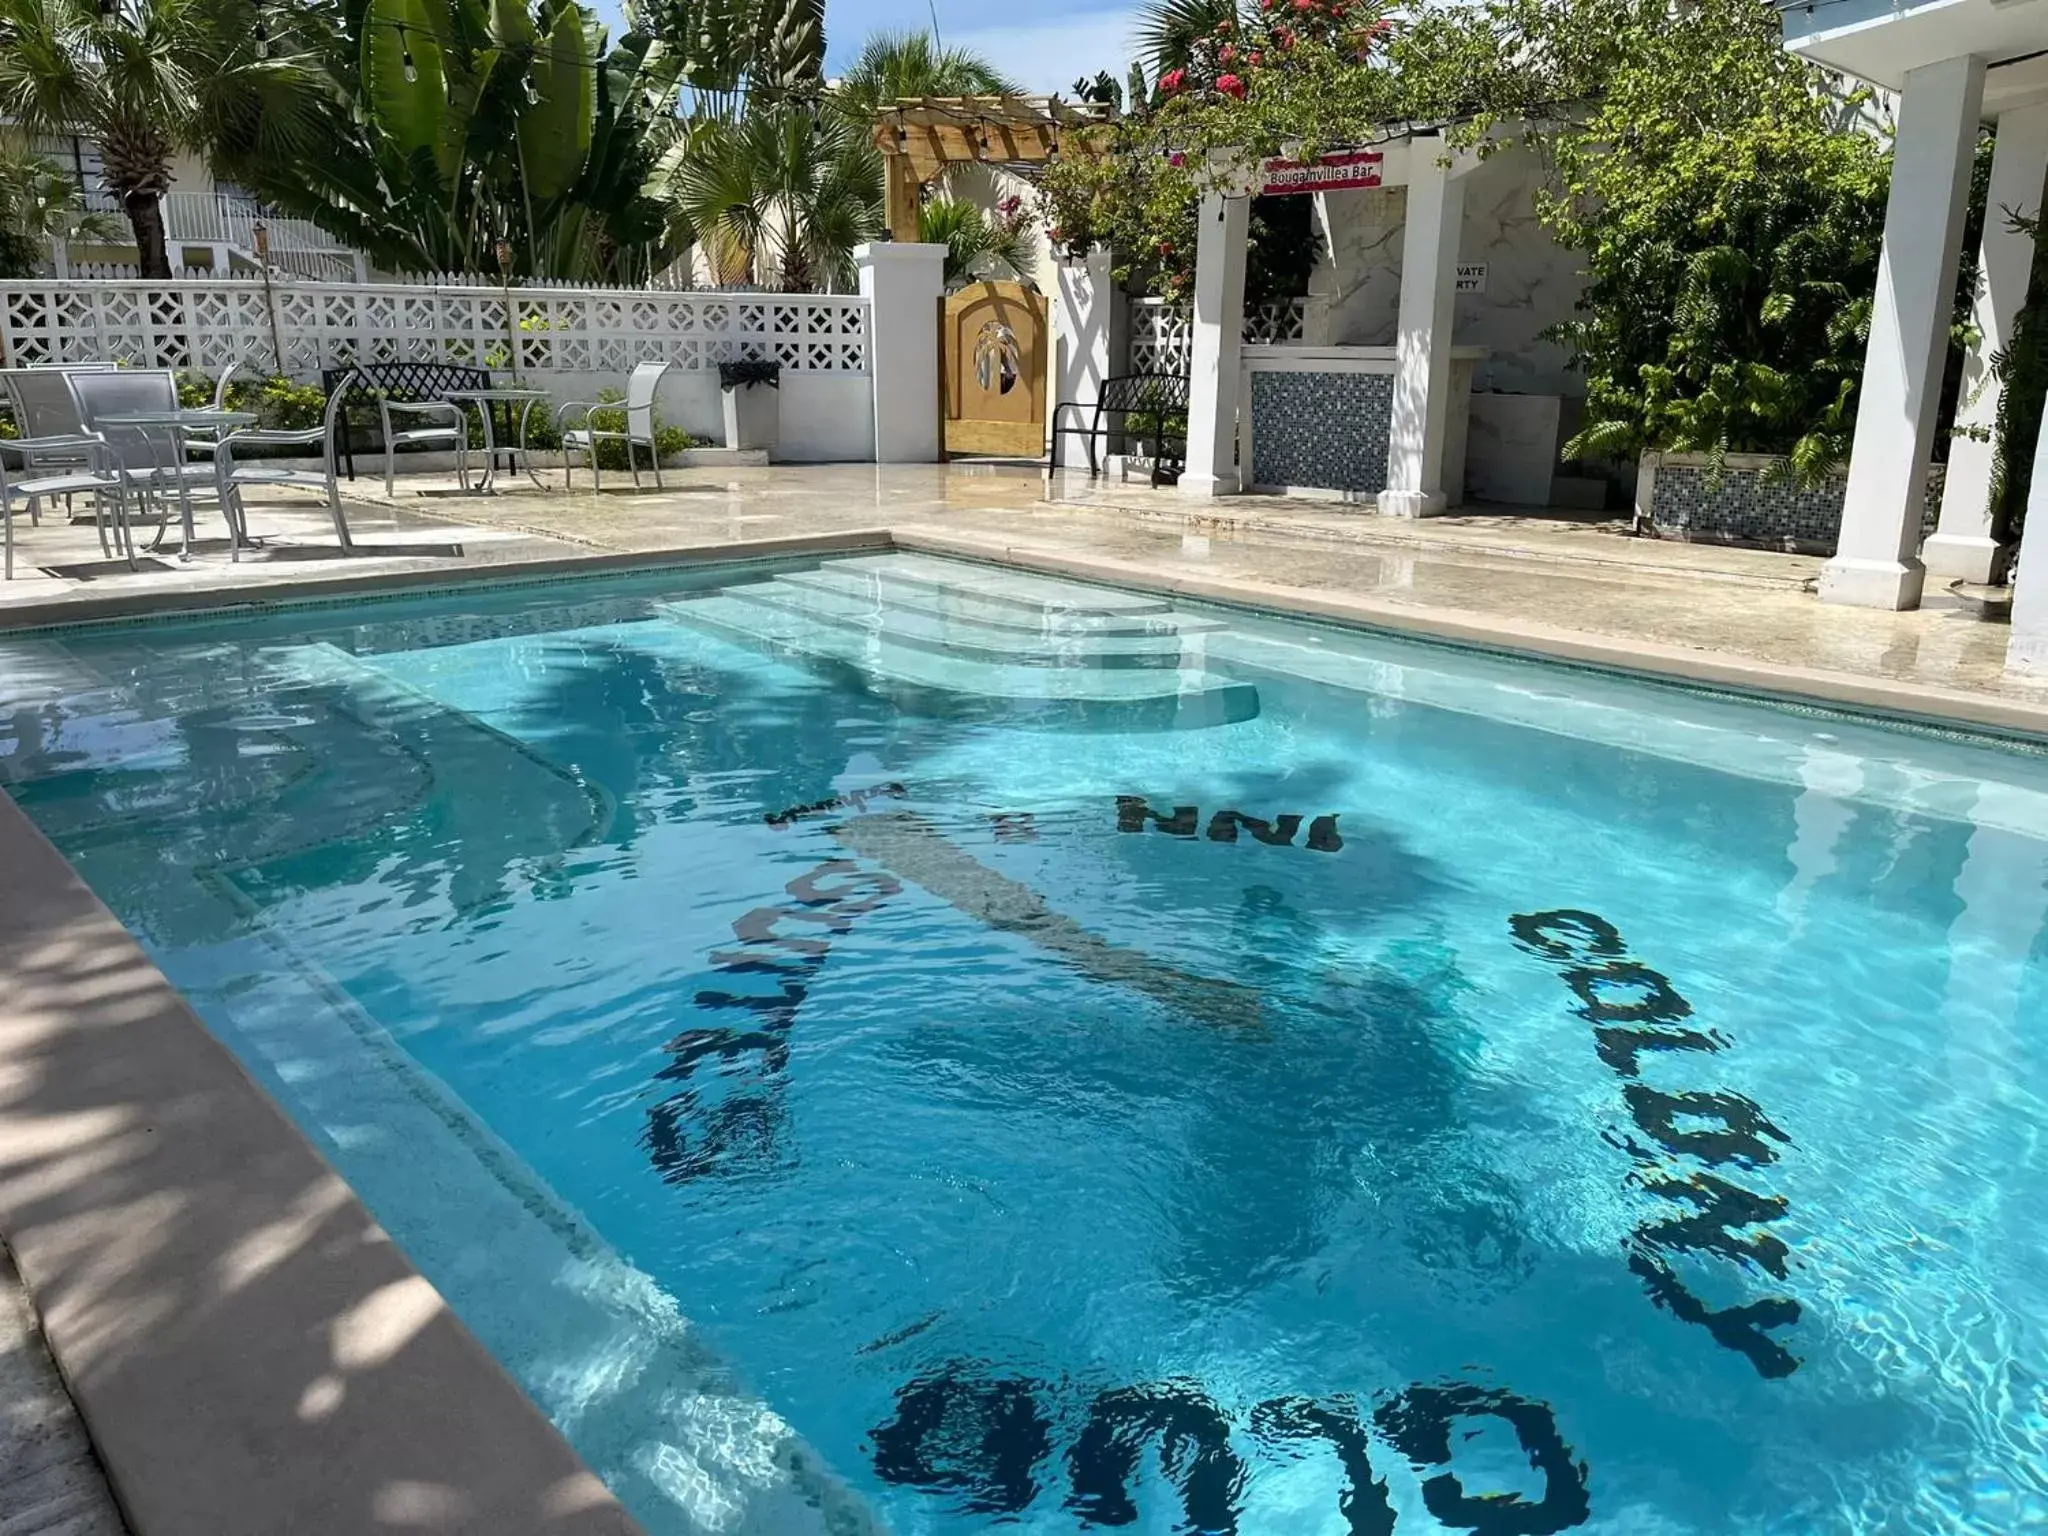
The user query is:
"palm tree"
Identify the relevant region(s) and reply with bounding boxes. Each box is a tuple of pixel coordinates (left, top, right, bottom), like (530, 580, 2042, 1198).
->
(0, 136, 120, 277)
(1134, 0, 1245, 74)
(642, 0, 824, 122)
(665, 104, 880, 289)
(918, 195, 1033, 288)
(0, 0, 319, 277)
(829, 31, 1021, 129)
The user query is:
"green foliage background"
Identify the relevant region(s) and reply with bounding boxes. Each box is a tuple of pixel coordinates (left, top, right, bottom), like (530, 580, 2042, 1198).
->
(1042, 0, 1969, 485)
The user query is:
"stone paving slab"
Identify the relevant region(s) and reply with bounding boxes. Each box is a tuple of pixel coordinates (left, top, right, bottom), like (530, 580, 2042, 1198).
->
(0, 1249, 126, 1536)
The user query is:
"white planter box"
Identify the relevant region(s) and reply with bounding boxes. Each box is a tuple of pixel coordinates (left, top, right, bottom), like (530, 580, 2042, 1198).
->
(722, 382, 781, 453)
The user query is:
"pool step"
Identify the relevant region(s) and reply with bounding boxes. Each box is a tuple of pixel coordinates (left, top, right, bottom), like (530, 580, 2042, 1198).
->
(720, 577, 1205, 670)
(774, 565, 1228, 639)
(830, 553, 1173, 615)
(661, 595, 1259, 731)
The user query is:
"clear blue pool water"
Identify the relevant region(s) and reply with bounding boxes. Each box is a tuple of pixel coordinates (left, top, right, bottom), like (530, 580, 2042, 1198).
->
(6, 551, 2048, 1536)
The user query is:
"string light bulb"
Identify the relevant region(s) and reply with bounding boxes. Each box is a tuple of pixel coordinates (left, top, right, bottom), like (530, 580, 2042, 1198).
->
(975, 121, 990, 155)
(398, 23, 418, 82)
(252, 13, 269, 56)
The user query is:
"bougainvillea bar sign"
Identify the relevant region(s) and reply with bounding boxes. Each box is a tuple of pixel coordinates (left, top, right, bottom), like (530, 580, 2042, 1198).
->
(1260, 151, 1384, 195)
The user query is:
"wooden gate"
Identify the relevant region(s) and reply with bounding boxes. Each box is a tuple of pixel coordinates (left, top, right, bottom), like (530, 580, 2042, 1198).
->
(941, 281, 1048, 458)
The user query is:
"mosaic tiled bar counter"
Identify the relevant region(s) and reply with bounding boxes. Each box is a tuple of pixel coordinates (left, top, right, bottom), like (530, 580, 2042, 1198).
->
(1636, 451, 1948, 552)
(1234, 345, 1484, 503)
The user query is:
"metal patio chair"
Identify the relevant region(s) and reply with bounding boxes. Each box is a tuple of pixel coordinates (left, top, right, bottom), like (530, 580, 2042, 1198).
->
(0, 364, 118, 485)
(558, 360, 671, 490)
(66, 368, 228, 549)
(1, 434, 128, 579)
(212, 369, 358, 554)
(181, 361, 248, 461)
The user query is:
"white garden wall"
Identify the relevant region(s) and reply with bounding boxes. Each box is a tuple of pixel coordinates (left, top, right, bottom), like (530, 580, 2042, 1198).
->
(0, 278, 876, 463)
(1314, 142, 1587, 398)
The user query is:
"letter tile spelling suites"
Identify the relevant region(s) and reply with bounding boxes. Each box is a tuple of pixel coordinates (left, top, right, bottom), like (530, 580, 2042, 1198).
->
(643, 856, 899, 1182)
(1511, 909, 1800, 1379)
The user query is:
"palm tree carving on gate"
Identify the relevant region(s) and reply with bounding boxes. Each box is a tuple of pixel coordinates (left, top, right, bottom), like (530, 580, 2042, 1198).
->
(973, 319, 1022, 395)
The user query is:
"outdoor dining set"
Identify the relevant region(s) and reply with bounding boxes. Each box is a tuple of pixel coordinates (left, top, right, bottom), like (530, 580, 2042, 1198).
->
(0, 359, 678, 581)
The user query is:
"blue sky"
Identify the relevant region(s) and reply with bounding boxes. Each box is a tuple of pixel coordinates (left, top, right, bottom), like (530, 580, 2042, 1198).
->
(588, 0, 1143, 94)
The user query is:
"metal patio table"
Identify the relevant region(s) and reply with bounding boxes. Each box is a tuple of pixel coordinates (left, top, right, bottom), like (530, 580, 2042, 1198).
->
(96, 408, 259, 557)
(440, 387, 552, 493)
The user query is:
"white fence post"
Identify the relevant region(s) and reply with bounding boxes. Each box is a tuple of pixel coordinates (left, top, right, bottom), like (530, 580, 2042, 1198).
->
(856, 242, 946, 462)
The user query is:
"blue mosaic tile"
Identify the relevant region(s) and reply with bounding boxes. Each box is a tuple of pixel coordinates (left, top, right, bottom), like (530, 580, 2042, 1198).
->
(1249, 371, 1392, 494)
(1650, 462, 1946, 550)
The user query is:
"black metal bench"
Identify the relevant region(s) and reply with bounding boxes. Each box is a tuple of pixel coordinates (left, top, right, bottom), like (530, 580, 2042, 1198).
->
(321, 361, 492, 481)
(1050, 372, 1190, 485)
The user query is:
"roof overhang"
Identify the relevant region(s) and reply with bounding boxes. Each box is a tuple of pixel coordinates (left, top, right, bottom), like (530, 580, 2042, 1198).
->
(1785, 0, 2048, 113)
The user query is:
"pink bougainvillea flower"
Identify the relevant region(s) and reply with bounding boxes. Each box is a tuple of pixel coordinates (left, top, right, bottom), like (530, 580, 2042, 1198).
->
(1159, 67, 1187, 93)
(1215, 17, 1233, 30)
(1215, 72, 1246, 97)
(1246, 47, 1263, 64)
(1219, 42, 1237, 61)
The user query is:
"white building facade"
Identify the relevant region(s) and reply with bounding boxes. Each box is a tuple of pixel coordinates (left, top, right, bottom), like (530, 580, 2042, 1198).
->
(1783, 0, 2048, 674)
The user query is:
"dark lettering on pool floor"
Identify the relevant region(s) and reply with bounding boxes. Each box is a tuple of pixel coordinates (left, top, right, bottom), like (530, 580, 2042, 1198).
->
(869, 1364, 1589, 1534)
(1512, 909, 1800, 1378)
(643, 856, 899, 1181)
(1117, 795, 1344, 852)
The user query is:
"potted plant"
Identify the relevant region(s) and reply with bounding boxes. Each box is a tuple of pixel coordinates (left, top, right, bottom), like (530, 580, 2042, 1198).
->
(719, 358, 781, 452)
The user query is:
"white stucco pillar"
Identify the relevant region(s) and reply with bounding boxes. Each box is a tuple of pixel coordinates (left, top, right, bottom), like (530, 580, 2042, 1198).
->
(1928, 103, 2048, 583)
(1054, 246, 1126, 469)
(1182, 192, 1251, 497)
(2003, 414, 2048, 674)
(1380, 137, 1465, 518)
(1823, 54, 1985, 609)
(856, 241, 947, 463)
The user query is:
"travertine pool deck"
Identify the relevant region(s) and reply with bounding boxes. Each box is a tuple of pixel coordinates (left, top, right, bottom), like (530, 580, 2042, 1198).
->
(6, 463, 2032, 732)
(2, 462, 2045, 1536)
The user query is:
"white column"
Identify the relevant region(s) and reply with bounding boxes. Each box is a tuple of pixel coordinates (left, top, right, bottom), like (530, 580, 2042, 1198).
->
(1053, 246, 1126, 470)
(1823, 54, 1985, 609)
(1928, 104, 2048, 583)
(2003, 414, 2048, 674)
(1181, 192, 1251, 497)
(856, 241, 947, 463)
(1380, 137, 1465, 518)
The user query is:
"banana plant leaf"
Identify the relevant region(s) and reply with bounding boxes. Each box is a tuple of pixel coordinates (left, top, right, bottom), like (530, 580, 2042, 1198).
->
(518, 2, 595, 202)
(362, 0, 447, 172)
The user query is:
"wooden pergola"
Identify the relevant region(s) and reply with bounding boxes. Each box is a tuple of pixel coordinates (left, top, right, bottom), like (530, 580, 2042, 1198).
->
(871, 96, 1115, 242)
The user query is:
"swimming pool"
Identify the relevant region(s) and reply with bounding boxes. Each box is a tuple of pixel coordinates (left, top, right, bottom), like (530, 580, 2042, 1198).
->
(4, 550, 2047, 1535)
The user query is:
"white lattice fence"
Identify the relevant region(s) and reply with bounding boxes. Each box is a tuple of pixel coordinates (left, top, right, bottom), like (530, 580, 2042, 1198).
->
(1130, 296, 1307, 375)
(0, 278, 871, 381)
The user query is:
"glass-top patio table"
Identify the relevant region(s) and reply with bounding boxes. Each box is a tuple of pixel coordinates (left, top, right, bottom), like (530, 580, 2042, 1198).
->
(95, 409, 259, 558)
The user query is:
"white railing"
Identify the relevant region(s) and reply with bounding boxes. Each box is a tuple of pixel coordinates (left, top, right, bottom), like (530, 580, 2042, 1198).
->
(0, 276, 872, 382)
(1131, 295, 1308, 375)
(156, 191, 358, 258)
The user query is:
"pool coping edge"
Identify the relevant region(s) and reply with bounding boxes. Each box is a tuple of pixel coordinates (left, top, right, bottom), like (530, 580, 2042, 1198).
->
(890, 529, 2048, 742)
(0, 795, 647, 1536)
